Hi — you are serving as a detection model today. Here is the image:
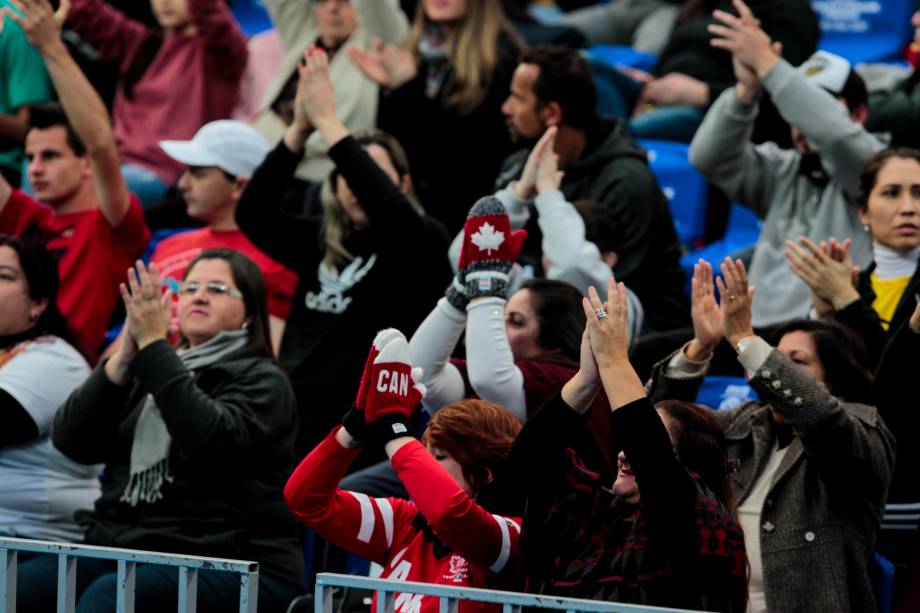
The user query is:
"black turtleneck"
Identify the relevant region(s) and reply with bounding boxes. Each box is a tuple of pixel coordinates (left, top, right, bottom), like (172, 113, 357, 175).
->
(0, 330, 41, 447)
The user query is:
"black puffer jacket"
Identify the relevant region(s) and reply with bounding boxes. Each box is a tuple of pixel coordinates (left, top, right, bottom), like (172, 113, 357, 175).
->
(496, 118, 689, 332)
(53, 340, 305, 590)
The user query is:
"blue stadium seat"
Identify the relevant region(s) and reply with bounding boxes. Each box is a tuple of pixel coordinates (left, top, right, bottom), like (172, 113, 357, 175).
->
(811, 0, 915, 64)
(232, 0, 273, 36)
(872, 551, 895, 613)
(588, 44, 658, 72)
(638, 139, 709, 249)
(695, 376, 758, 410)
(140, 227, 196, 264)
(680, 203, 762, 296)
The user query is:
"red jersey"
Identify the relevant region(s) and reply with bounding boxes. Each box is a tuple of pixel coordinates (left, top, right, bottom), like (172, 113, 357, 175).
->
(0, 190, 149, 354)
(150, 227, 297, 319)
(285, 430, 521, 613)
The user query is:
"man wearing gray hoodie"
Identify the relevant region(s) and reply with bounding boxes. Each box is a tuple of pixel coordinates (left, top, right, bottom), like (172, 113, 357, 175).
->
(691, 0, 884, 327)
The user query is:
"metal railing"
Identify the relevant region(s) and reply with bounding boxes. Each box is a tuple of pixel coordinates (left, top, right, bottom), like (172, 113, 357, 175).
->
(0, 537, 259, 613)
(314, 573, 704, 613)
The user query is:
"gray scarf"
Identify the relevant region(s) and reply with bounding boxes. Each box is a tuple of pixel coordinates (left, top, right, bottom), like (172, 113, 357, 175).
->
(120, 329, 249, 506)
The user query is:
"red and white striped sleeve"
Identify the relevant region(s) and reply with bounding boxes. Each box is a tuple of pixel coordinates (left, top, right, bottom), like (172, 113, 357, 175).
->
(284, 428, 414, 563)
(390, 440, 521, 574)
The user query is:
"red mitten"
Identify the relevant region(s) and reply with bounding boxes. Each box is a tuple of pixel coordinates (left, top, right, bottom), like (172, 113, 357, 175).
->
(354, 329, 403, 411)
(456, 196, 527, 300)
(361, 328, 426, 424)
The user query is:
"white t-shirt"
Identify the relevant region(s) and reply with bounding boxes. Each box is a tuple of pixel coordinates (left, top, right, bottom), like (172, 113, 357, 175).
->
(0, 335, 100, 541)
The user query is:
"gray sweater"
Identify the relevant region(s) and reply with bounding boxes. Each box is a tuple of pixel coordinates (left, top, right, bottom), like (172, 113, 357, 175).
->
(689, 59, 883, 327)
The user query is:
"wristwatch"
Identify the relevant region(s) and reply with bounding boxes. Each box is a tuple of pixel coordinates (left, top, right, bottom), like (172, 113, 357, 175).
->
(735, 336, 758, 355)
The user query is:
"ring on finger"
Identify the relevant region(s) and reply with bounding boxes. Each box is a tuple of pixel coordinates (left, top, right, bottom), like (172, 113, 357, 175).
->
(596, 308, 608, 319)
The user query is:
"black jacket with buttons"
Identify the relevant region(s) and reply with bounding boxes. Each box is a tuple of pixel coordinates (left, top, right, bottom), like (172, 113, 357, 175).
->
(648, 347, 895, 613)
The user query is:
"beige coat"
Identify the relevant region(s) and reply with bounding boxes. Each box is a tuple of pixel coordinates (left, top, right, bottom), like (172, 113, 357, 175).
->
(252, 0, 408, 182)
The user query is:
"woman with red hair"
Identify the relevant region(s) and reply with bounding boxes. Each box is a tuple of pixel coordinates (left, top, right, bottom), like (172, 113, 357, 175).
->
(284, 329, 523, 613)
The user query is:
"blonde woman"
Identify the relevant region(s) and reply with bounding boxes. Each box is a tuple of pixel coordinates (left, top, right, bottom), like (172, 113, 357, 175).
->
(236, 49, 451, 455)
(350, 0, 523, 233)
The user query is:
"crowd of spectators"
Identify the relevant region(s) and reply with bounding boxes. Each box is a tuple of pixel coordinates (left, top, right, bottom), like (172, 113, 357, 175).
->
(0, 0, 919, 611)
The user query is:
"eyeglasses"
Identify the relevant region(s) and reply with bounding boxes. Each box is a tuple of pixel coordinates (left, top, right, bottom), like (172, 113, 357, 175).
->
(178, 281, 244, 299)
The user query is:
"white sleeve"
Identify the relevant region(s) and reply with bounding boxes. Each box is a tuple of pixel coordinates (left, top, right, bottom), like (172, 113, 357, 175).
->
(465, 298, 527, 421)
(409, 299, 467, 414)
(536, 190, 644, 340)
(0, 338, 90, 435)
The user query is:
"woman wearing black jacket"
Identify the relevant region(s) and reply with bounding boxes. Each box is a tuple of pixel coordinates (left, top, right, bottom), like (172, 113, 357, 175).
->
(787, 148, 920, 369)
(350, 0, 522, 233)
(17, 251, 304, 612)
(510, 278, 747, 610)
(236, 49, 451, 455)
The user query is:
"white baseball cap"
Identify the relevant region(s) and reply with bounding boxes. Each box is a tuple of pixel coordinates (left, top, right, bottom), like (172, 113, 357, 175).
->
(798, 50, 852, 95)
(160, 120, 270, 178)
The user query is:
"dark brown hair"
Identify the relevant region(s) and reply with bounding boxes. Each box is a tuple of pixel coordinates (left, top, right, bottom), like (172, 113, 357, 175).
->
(181, 249, 274, 360)
(0, 234, 79, 352)
(858, 147, 920, 211)
(771, 319, 873, 404)
(519, 46, 597, 131)
(655, 399, 737, 516)
(519, 279, 585, 363)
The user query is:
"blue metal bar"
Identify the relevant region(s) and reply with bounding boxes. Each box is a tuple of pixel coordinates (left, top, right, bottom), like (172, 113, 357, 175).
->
(0, 537, 258, 613)
(0, 538, 256, 573)
(316, 573, 703, 613)
(56, 555, 75, 613)
(239, 571, 259, 613)
(1, 549, 16, 613)
(178, 567, 197, 613)
(439, 596, 458, 613)
(116, 560, 135, 613)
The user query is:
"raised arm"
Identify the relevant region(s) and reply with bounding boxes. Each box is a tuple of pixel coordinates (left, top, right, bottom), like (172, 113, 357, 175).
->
(0, 12, 52, 145)
(408, 299, 467, 414)
(646, 259, 721, 404)
(64, 0, 147, 70)
(584, 279, 699, 526)
(284, 428, 394, 565)
(191, 0, 248, 78)
(720, 256, 895, 498)
(709, 0, 882, 199)
(387, 438, 521, 574)
(355, 0, 408, 44)
(0, 172, 10, 216)
(297, 47, 429, 248)
(12, 0, 131, 226)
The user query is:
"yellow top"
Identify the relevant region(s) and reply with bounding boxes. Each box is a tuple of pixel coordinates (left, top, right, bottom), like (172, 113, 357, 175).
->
(870, 274, 912, 330)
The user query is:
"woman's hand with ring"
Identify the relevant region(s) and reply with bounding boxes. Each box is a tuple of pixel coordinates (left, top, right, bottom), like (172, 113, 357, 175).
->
(583, 277, 631, 368)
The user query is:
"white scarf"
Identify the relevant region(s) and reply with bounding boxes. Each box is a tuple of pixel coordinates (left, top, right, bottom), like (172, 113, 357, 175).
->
(119, 330, 249, 506)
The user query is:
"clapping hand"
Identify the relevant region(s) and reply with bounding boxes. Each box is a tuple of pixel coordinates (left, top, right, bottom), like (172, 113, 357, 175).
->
(297, 48, 338, 131)
(0, 0, 70, 52)
(348, 38, 417, 90)
(353, 329, 426, 447)
(785, 236, 861, 315)
(514, 127, 558, 200)
(584, 277, 631, 368)
(709, 0, 782, 101)
(716, 257, 756, 348)
(687, 259, 724, 360)
(120, 261, 171, 350)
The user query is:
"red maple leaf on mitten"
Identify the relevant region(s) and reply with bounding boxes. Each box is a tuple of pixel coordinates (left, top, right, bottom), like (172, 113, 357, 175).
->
(361, 328, 426, 424)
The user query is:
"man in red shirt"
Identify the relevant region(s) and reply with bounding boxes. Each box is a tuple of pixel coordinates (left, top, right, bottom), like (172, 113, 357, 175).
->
(0, 0, 149, 356)
(151, 120, 298, 352)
